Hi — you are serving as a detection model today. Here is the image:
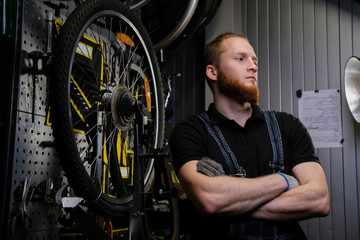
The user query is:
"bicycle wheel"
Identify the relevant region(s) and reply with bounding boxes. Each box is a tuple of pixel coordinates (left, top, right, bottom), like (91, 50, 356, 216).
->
(50, 0, 164, 217)
(140, 0, 222, 53)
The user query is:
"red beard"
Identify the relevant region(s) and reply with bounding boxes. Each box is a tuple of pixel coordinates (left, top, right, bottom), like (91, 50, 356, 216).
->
(217, 70, 259, 105)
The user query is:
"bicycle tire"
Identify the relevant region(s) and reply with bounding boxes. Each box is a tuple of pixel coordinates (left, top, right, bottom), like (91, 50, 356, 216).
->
(152, 0, 198, 51)
(50, 0, 164, 217)
(140, 0, 222, 53)
(161, 0, 223, 53)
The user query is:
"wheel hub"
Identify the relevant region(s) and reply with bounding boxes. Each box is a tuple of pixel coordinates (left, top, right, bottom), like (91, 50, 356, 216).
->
(111, 85, 136, 131)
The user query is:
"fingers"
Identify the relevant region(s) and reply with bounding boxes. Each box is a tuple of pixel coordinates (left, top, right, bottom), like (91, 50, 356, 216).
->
(277, 172, 300, 191)
(286, 174, 300, 189)
(197, 157, 225, 176)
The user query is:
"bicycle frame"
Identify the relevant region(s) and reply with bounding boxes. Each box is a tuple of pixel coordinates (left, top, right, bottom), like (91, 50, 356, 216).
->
(129, 101, 150, 240)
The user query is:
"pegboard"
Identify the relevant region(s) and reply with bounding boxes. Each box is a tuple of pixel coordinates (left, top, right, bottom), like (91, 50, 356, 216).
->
(5, 1, 206, 239)
(7, 0, 75, 239)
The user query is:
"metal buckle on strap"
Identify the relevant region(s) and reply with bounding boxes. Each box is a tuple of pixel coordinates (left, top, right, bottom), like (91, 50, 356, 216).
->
(269, 161, 284, 172)
(230, 168, 246, 177)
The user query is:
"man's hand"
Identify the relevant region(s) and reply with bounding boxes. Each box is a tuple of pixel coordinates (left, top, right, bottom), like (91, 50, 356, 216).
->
(277, 172, 300, 191)
(197, 157, 225, 176)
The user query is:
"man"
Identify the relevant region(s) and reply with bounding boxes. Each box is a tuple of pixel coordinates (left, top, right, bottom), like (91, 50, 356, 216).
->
(169, 32, 329, 239)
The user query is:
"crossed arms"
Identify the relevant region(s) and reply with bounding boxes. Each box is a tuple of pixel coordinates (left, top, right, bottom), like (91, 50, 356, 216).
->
(178, 160, 330, 221)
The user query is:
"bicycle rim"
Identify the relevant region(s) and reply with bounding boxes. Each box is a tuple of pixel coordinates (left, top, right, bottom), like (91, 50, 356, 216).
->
(50, 0, 164, 217)
(140, 0, 222, 53)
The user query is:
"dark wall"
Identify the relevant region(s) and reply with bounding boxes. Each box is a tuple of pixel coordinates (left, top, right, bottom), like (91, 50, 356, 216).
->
(162, 30, 206, 144)
(160, 29, 206, 237)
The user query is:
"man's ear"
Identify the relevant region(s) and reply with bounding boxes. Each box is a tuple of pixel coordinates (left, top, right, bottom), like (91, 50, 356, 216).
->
(206, 65, 218, 81)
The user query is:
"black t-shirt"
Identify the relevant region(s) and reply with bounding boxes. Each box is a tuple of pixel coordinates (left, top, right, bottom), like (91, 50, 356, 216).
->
(169, 103, 317, 239)
(170, 103, 319, 177)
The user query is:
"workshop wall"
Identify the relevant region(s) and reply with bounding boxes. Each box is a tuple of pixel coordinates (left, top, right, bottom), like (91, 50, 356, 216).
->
(3, 0, 359, 239)
(206, 0, 360, 239)
(163, 31, 206, 147)
(0, 1, 71, 239)
(0, 0, 206, 238)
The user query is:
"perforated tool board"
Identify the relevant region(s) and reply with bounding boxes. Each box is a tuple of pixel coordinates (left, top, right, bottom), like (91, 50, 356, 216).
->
(5, 1, 76, 239)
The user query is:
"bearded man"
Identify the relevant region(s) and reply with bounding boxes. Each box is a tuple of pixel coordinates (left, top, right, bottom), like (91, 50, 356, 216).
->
(169, 32, 329, 240)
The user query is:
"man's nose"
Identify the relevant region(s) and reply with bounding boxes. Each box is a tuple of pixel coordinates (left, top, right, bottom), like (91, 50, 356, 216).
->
(247, 61, 258, 72)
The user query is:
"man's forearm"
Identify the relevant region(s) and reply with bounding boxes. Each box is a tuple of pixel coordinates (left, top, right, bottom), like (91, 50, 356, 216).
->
(179, 161, 292, 216)
(249, 175, 330, 221)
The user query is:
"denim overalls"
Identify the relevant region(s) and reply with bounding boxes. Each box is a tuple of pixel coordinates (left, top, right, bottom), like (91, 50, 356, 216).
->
(196, 111, 307, 240)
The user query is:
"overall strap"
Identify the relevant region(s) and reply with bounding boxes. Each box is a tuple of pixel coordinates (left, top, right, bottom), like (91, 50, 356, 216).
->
(263, 110, 284, 172)
(197, 111, 284, 175)
(197, 112, 246, 177)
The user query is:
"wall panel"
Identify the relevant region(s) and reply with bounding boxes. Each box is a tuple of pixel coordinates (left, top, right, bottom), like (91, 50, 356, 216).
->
(269, 0, 282, 110)
(257, 0, 270, 110)
(291, 0, 305, 116)
(241, 0, 360, 239)
(314, 0, 328, 90)
(303, 0, 317, 91)
(163, 31, 205, 143)
(280, 0, 293, 113)
(339, 0, 360, 239)
(326, 1, 346, 240)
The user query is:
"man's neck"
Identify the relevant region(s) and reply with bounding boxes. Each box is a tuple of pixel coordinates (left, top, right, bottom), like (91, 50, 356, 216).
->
(214, 98, 253, 127)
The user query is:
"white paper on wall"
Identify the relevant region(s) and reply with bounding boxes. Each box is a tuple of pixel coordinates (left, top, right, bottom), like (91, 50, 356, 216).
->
(298, 89, 343, 148)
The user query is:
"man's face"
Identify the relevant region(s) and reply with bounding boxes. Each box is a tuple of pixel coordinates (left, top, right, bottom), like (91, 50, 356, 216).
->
(216, 37, 259, 105)
(217, 68, 259, 105)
